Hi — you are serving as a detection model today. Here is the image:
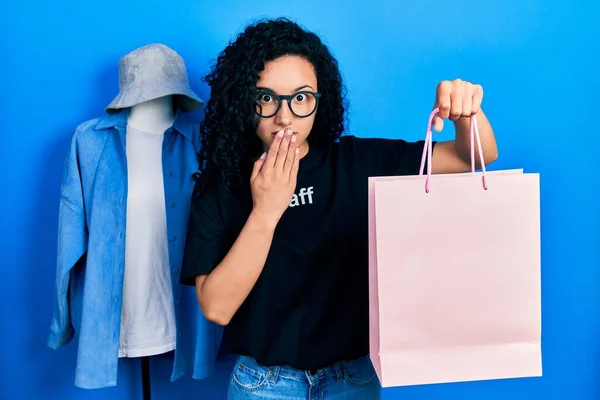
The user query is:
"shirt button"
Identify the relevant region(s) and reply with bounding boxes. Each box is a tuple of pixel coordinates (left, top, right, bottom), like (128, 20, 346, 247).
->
(167, 172, 173, 177)
(173, 268, 180, 274)
(176, 300, 181, 306)
(169, 203, 175, 208)
(169, 236, 177, 242)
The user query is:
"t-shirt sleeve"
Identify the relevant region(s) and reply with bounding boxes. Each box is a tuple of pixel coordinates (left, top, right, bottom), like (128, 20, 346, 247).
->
(179, 181, 230, 286)
(342, 135, 436, 177)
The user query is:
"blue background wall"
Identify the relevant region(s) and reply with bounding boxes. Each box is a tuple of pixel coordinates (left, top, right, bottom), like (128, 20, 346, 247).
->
(2, 0, 599, 399)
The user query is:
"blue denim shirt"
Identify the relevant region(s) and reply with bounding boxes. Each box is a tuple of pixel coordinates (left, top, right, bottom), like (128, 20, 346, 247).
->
(47, 109, 222, 389)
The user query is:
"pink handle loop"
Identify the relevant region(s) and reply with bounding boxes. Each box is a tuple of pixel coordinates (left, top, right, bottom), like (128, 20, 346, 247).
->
(418, 107, 488, 192)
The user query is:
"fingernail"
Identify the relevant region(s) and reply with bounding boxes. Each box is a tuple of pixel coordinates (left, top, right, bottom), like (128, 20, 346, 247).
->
(278, 130, 284, 137)
(295, 148, 299, 154)
(260, 152, 266, 159)
(291, 135, 297, 143)
(286, 128, 292, 135)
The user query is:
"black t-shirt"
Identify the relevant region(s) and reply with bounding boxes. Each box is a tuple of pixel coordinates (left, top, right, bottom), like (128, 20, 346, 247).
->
(180, 135, 434, 370)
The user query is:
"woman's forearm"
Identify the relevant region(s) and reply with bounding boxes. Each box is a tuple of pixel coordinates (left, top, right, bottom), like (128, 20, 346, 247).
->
(195, 211, 276, 326)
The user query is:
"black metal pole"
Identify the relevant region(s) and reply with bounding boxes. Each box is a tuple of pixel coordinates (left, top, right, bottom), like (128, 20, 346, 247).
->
(141, 356, 151, 400)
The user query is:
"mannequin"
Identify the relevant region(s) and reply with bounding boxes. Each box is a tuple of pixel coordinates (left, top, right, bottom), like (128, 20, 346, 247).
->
(127, 96, 175, 134)
(119, 96, 177, 400)
(47, 44, 221, 392)
(119, 95, 177, 357)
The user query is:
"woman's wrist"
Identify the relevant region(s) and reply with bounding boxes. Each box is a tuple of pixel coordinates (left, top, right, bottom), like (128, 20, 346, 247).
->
(248, 208, 279, 232)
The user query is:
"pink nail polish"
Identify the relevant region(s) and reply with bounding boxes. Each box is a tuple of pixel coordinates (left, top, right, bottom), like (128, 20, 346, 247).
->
(291, 135, 297, 143)
(278, 130, 284, 137)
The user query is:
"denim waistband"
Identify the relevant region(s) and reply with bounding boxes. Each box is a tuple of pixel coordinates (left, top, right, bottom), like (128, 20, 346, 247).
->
(236, 355, 369, 383)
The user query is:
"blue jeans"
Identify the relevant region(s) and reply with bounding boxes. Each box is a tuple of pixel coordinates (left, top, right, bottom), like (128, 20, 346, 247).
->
(227, 354, 381, 399)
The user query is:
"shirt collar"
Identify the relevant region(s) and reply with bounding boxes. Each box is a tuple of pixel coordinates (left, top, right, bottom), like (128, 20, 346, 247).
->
(94, 108, 194, 140)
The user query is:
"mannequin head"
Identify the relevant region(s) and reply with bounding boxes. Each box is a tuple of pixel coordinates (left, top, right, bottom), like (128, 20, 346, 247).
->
(127, 96, 175, 135)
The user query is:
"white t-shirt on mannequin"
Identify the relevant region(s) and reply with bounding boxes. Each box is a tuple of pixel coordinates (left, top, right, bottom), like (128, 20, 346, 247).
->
(118, 96, 177, 358)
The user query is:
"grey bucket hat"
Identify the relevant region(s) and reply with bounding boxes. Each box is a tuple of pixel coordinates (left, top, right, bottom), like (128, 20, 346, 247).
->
(106, 44, 203, 113)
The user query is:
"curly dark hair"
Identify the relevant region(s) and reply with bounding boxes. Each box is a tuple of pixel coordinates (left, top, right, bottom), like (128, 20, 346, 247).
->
(196, 17, 347, 194)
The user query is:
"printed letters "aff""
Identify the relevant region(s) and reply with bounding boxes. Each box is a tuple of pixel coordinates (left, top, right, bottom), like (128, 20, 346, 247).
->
(289, 187, 314, 208)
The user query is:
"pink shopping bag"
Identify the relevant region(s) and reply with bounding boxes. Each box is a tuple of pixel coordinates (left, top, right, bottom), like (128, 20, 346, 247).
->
(368, 109, 542, 388)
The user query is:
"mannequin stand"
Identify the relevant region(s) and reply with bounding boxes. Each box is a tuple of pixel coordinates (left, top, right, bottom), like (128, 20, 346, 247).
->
(141, 356, 151, 400)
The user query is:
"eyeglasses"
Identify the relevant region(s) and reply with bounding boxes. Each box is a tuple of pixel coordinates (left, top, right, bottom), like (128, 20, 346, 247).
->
(255, 89, 321, 118)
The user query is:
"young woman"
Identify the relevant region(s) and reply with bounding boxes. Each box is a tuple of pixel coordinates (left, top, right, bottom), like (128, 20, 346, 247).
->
(180, 18, 498, 399)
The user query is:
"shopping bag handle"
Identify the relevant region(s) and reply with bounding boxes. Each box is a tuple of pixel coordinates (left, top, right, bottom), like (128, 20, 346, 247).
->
(418, 107, 488, 193)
